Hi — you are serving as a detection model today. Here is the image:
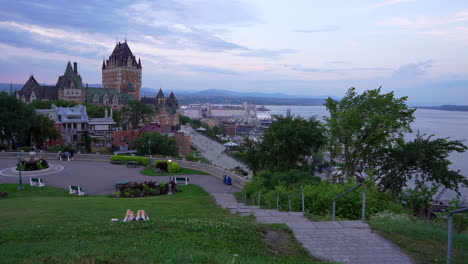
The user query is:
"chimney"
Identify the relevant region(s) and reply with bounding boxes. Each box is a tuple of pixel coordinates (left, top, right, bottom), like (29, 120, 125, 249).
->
(73, 62, 78, 74)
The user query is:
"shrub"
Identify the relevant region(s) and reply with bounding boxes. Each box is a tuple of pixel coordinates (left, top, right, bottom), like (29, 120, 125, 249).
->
(110, 155, 149, 166)
(154, 160, 181, 173)
(112, 181, 179, 198)
(371, 210, 411, 223)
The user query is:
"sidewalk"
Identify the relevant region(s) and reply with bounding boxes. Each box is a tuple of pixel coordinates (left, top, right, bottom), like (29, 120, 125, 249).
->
(212, 193, 414, 264)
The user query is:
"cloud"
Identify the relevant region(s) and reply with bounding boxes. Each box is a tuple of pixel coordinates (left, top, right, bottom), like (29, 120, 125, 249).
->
(392, 60, 432, 79)
(236, 49, 297, 60)
(183, 65, 240, 75)
(368, 0, 416, 9)
(379, 9, 468, 29)
(295, 26, 339, 33)
(287, 65, 392, 73)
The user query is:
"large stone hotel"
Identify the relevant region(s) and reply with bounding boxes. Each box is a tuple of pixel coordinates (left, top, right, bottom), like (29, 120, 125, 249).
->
(16, 40, 143, 108)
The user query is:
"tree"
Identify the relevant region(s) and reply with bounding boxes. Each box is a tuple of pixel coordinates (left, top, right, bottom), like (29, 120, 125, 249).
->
(247, 115, 326, 172)
(179, 115, 191, 125)
(133, 132, 178, 156)
(82, 102, 110, 118)
(325, 87, 415, 179)
(29, 114, 60, 148)
(373, 132, 467, 194)
(120, 101, 154, 129)
(212, 125, 221, 135)
(238, 137, 262, 176)
(0, 92, 35, 150)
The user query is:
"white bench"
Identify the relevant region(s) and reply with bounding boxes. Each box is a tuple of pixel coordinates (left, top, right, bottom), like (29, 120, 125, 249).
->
(30, 178, 45, 187)
(172, 176, 190, 185)
(69, 185, 85, 196)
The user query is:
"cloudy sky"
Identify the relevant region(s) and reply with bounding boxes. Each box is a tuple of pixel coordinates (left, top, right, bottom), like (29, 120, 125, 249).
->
(0, 0, 467, 104)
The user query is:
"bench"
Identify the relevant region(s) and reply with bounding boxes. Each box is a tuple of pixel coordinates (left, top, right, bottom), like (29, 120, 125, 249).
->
(126, 161, 140, 168)
(172, 176, 190, 185)
(69, 185, 85, 196)
(30, 177, 45, 187)
(110, 160, 125, 165)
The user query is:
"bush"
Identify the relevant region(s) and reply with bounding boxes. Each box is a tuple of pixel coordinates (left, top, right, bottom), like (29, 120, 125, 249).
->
(243, 178, 404, 219)
(154, 160, 181, 173)
(110, 155, 149, 166)
(113, 181, 180, 198)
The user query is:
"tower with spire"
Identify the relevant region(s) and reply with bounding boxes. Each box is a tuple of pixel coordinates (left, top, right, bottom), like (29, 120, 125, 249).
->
(102, 40, 142, 100)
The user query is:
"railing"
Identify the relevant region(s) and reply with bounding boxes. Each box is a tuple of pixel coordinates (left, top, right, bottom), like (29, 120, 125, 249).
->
(447, 207, 468, 264)
(332, 183, 366, 222)
(288, 188, 305, 213)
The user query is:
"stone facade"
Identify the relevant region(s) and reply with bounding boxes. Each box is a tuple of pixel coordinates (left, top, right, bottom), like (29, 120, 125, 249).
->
(102, 41, 142, 100)
(141, 88, 180, 127)
(16, 61, 134, 107)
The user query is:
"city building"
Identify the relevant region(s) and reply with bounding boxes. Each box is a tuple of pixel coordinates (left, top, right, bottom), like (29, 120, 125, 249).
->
(102, 40, 142, 100)
(16, 40, 141, 107)
(16, 62, 134, 107)
(141, 89, 180, 127)
(36, 104, 116, 150)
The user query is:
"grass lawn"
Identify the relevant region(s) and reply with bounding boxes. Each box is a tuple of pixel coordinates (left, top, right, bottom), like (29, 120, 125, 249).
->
(369, 219, 468, 264)
(140, 166, 210, 176)
(0, 184, 321, 264)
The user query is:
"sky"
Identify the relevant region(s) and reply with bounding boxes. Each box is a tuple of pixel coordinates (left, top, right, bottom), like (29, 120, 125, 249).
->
(0, 0, 467, 105)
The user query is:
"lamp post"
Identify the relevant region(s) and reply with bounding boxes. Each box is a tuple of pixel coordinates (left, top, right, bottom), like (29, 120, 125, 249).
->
(168, 159, 173, 195)
(147, 139, 151, 167)
(17, 152, 24, 191)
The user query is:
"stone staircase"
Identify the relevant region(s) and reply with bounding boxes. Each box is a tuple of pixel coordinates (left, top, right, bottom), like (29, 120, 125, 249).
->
(212, 193, 413, 264)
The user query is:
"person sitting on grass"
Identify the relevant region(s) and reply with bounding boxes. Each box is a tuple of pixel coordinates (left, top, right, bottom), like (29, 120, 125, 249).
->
(136, 209, 150, 221)
(122, 209, 136, 222)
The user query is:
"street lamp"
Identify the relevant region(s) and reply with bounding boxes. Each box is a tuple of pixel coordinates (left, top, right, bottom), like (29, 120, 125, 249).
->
(168, 159, 173, 195)
(147, 139, 151, 167)
(17, 152, 24, 191)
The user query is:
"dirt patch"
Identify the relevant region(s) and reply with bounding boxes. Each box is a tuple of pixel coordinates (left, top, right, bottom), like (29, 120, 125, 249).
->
(263, 228, 306, 257)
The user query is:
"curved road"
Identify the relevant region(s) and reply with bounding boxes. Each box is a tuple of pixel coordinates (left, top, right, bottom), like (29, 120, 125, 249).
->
(0, 159, 239, 195)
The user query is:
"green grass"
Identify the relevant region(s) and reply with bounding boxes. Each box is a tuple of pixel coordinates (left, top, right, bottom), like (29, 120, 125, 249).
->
(369, 219, 468, 264)
(140, 166, 210, 176)
(0, 184, 321, 263)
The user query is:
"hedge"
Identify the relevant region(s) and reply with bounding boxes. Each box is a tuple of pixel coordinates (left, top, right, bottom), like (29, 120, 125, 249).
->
(110, 155, 149, 166)
(154, 160, 182, 173)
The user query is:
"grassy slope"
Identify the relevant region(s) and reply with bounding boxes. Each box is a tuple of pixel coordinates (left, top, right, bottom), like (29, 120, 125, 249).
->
(0, 184, 320, 264)
(139, 166, 210, 176)
(369, 219, 468, 264)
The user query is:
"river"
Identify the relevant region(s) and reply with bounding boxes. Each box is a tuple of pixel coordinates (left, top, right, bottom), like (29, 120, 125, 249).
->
(265, 105, 468, 201)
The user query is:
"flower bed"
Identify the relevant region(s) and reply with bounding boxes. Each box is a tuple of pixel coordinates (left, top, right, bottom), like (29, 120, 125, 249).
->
(17, 159, 49, 171)
(113, 181, 180, 198)
(110, 155, 149, 166)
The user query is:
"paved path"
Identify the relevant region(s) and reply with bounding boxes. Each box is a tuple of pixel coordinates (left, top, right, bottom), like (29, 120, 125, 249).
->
(0, 159, 239, 195)
(213, 193, 414, 264)
(184, 125, 251, 175)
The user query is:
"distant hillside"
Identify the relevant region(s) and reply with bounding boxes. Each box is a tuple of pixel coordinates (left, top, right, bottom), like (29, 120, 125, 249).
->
(0, 83, 23, 93)
(415, 105, 468, 112)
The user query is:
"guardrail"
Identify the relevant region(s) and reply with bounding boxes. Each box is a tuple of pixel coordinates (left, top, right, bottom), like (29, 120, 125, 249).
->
(332, 183, 366, 222)
(447, 207, 468, 264)
(289, 188, 305, 213)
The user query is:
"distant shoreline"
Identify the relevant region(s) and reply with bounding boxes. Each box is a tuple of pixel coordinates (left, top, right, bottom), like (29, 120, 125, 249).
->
(414, 105, 468, 112)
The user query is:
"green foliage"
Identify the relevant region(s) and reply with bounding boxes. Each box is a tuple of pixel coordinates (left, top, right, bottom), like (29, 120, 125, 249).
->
(133, 132, 177, 156)
(120, 100, 154, 129)
(256, 170, 321, 189)
(212, 125, 221, 135)
(325, 87, 415, 178)
(29, 114, 60, 147)
(243, 176, 403, 219)
(154, 160, 182, 173)
(81, 102, 111, 118)
(110, 155, 149, 166)
(184, 151, 210, 163)
(376, 132, 468, 194)
(240, 116, 326, 174)
(179, 115, 191, 125)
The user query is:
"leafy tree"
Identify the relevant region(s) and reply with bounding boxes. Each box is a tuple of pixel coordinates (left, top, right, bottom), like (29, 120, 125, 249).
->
(0, 92, 35, 150)
(30, 99, 77, 109)
(82, 102, 111, 118)
(121, 101, 154, 129)
(373, 132, 467, 194)
(325, 87, 415, 178)
(212, 125, 221, 135)
(179, 115, 191, 125)
(244, 115, 326, 172)
(133, 132, 177, 156)
(29, 114, 60, 148)
(191, 119, 202, 128)
(238, 137, 262, 176)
